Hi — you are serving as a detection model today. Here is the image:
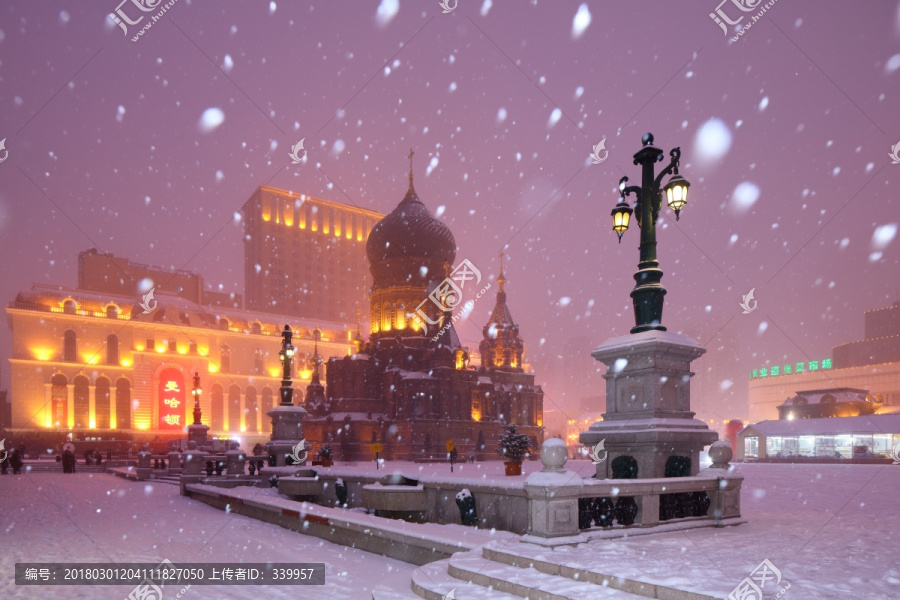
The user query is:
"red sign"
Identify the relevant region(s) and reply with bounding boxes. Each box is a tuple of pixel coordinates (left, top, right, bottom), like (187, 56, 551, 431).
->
(158, 368, 185, 430)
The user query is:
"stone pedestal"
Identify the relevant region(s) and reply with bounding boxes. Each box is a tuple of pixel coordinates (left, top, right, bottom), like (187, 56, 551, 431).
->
(167, 450, 184, 474)
(181, 441, 208, 476)
(522, 439, 587, 546)
(265, 404, 308, 467)
(187, 423, 210, 447)
(579, 330, 717, 479)
(136, 445, 152, 481)
(224, 442, 246, 475)
(698, 439, 744, 523)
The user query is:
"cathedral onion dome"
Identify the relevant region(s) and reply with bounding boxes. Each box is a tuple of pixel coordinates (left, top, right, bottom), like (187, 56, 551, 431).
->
(366, 154, 456, 288)
(366, 183, 456, 271)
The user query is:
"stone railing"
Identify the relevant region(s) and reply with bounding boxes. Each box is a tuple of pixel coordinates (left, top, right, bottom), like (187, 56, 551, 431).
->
(523, 439, 744, 545)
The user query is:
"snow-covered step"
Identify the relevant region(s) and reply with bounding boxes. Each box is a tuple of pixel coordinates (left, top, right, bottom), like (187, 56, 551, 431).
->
(411, 559, 526, 600)
(481, 542, 723, 600)
(151, 475, 182, 485)
(448, 549, 647, 600)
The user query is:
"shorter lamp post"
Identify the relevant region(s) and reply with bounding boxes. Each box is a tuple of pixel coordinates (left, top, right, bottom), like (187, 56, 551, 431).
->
(610, 133, 691, 334)
(278, 325, 295, 406)
(191, 372, 202, 425)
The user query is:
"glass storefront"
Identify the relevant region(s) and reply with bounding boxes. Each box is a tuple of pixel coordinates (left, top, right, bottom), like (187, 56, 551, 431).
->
(751, 432, 900, 459)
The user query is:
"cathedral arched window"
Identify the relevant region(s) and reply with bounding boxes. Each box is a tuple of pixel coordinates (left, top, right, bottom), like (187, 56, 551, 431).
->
(382, 302, 392, 332)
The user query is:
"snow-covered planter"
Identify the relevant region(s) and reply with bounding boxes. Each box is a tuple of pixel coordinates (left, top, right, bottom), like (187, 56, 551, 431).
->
(497, 424, 531, 475)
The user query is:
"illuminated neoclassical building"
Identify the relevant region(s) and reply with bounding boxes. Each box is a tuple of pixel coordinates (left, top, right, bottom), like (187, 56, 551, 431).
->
(302, 163, 544, 460)
(5, 281, 356, 445)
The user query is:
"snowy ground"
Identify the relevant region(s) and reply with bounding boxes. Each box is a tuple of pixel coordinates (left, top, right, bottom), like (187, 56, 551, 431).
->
(1, 461, 899, 599)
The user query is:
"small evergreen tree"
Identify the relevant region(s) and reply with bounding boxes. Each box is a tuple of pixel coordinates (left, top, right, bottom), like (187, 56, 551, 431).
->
(496, 423, 531, 462)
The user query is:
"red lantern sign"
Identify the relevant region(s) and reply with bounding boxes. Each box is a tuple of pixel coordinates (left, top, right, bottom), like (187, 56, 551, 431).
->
(158, 368, 185, 430)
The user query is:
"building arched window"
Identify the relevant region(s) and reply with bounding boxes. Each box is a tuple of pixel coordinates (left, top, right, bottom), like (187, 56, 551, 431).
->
(95, 377, 111, 429)
(228, 385, 241, 431)
(51, 373, 68, 427)
(63, 299, 76, 314)
(106, 304, 119, 319)
(382, 302, 392, 331)
(262, 387, 275, 412)
(251, 322, 262, 335)
(245, 386, 258, 432)
(73, 375, 90, 429)
(116, 378, 131, 429)
(63, 330, 77, 362)
(220, 345, 231, 373)
(107, 334, 119, 365)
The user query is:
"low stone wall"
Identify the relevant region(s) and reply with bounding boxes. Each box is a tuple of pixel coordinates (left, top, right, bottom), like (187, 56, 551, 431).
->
(182, 483, 512, 565)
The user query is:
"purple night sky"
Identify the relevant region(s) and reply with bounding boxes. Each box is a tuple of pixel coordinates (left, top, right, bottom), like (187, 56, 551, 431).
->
(0, 0, 898, 430)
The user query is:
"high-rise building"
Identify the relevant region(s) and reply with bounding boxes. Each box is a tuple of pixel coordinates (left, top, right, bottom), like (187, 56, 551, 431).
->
(242, 185, 384, 322)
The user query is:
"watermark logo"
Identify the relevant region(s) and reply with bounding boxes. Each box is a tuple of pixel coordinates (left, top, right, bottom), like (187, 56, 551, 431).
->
(709, 0, 760, 35)
(889, 141, 900, 165)
(0, 439, 7, 464)
(714, 0, 781, 42)
(109, 0, 180, 43)
(589, 439, 608, 464)
(125, 558, 190, 600)
(891, 442, 900, 465)
(740, 288, 757, 314)
(728, 558, 790, 600)
(590, 138, 608, 164)
(438, 0, 457, 13)
(442, 589, 456, 600)
(139, 288, 158, 314)
(413, 259, 484, 336)
(0, 138, 8, 163)
(288, 439, 308, 464)
(288, 138, 307, 164)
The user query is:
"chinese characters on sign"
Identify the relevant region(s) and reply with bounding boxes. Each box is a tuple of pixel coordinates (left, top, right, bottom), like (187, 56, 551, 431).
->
(158, 368, 185, 430)
(749, 359, 832, 380)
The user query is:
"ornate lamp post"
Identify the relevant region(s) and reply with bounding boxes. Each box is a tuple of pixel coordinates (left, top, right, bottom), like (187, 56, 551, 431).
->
(186, 371, 209, 447)
(581, 132, 715, 482)
(278, 324, 296, 406)
(266, 324, 308, 466)
(611, 133, 691, 334)
(191, 372, 202, 425)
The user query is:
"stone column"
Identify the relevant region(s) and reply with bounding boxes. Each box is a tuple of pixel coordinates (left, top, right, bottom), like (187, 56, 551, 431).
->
(698, 440, 744, 524)
(181, 441, 207, 476)
(167, 449, 183, 474)
(136, 445, 152, 481)
(522, 439, 587, 546)
(224, 441, 246, 475)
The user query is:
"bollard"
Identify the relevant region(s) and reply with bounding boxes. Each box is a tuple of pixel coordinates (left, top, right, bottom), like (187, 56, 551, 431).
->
(455, 488, 478, 526)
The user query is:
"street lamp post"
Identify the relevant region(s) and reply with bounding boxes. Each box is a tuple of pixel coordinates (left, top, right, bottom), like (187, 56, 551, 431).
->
(191, 372, 202, 425)
(279, 324, 295, 406)
(611, 133, 691, 334)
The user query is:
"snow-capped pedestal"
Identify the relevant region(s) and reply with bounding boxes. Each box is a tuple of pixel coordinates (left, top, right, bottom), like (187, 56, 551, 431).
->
(224, 441, 246, 475)
(181, 440, 208, 476)
(265, 403, 308, 467)
(136, 445, 152, 481)
(167, 449, 184, 475)
(187, 421, 210, 447)
(580, 330, 718, 480)
(522, 439, 587, 546)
